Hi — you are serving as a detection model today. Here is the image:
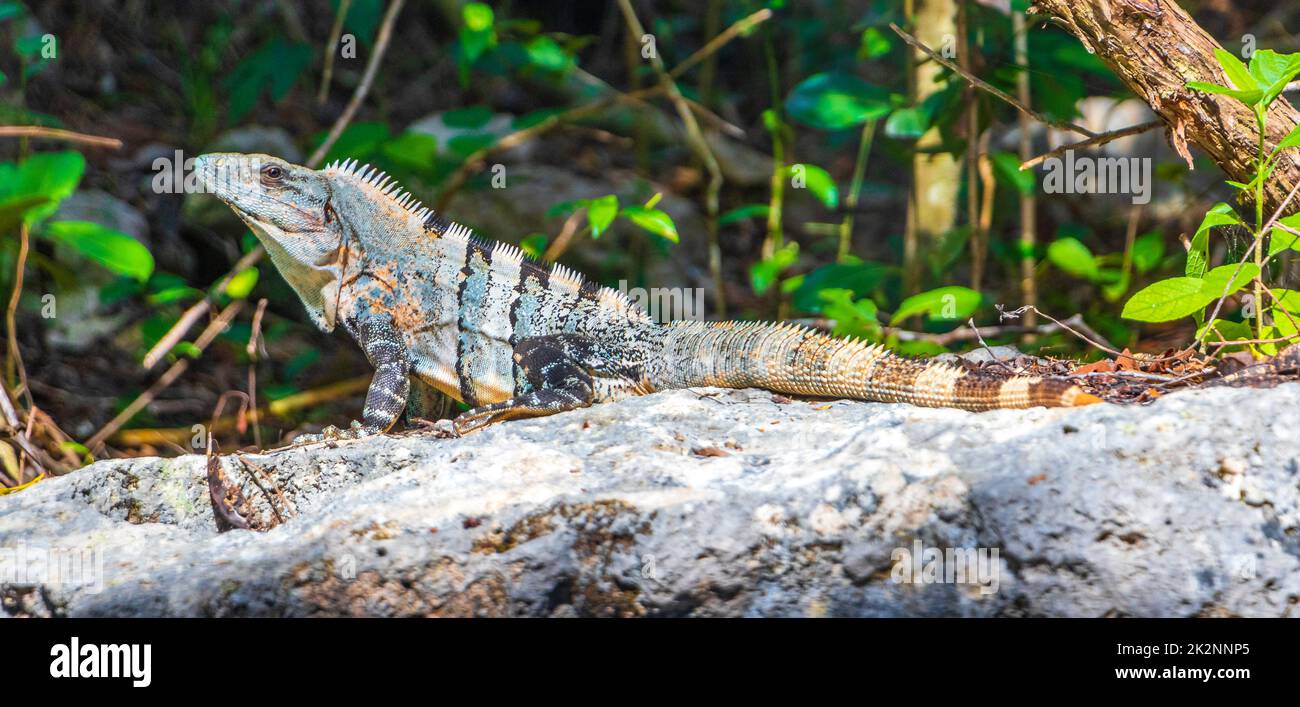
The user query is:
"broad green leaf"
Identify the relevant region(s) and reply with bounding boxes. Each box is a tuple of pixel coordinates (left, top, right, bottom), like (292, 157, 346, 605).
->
(858, 27, 891, 60)
(311, 122, 390, 165)
(1268, 214, 1300, 256)
(545, 199, 586, 219)
(1122, 277, 1211, 322)
(42, 220, 154, 282)
(381, 132, 438, 171)
(1186, 81, 1262, 106)
(1248, 49, 1300, 108)
(750, 242, 799, 295)
(1278, 122, 1300, 152)
(1186, 202, 1242, 278)
(519, 233, 548, 259)
(523, 36, 573, 73)
(586, 194, 618, 238)
(1214, 48, 1258, 92)
(792, 260, 890, 313)
(784, 73, 891, 131)
(719, 203, 769, 226)
(1132, 231, 1165, 274)
(1196, 318, 1258, 352)
(818, 288, 881, 341)
(787, 164, 838, 209)
(620, 205, 678, 242)
(224, 35, 312, 122)
(4, 151, 84, 225)
(1273, 288, 1300, 315)
(889, 286, 981, 325)
(442, 105, 494, 129)
(1046, 237, 1098, 280)
(225, 267, 260, 299)
(463, 2, 494, 32)
(0, 194, 49, 232)
(1200, 262, 1260, 300)
(147, 286, 204, 306)
(883, 106, 929, 139)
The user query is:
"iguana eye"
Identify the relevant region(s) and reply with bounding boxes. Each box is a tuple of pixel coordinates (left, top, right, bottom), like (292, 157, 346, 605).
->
(261, 164, 284, 184)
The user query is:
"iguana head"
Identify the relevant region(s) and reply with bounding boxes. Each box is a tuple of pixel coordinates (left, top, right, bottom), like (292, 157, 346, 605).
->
(195, 153, 345, 331)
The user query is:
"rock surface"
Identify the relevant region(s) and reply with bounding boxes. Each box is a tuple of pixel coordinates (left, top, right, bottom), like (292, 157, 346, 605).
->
(3, 384, 1299, 617)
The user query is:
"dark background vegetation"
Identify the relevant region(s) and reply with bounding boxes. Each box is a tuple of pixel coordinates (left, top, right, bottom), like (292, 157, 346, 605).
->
(0, 0, 1297, 480)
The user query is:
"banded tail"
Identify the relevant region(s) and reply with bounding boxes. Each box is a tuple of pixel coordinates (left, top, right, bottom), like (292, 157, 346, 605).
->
(656, 320, 1101, 411)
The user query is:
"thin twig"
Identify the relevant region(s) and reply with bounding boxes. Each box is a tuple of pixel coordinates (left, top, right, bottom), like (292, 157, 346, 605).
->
(246, 298, 268, 450)
(542, 208, 588, 262)
(1019, 119, 1162, 170)
(307, 0, 406, 167)
(317, 0, 353, 105)
(86, 300, 245, 454)
(618, 0, 726, 316)
(0, 125, 123, 149)
(668, 8, 772, 80)
(5, 223, 32, 411)
(142, 246, 265, 369)
(889, 23, 1096, 138)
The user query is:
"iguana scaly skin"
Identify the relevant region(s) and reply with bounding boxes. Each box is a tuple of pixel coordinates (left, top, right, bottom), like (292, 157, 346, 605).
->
(195, 153, 1100, 440)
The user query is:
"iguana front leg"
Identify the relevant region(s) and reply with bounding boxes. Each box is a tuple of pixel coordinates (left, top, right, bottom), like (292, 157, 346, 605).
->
(453, 334, 633, 435)
(297, 316, 410, 443)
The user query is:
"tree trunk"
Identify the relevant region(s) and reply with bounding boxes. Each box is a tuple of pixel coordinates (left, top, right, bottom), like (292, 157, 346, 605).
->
(905, 0, 962, 295)
(1031, 0, 1300, 217)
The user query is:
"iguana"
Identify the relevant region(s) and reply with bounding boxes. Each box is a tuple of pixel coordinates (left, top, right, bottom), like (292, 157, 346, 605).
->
(195, 152, 1101, 441)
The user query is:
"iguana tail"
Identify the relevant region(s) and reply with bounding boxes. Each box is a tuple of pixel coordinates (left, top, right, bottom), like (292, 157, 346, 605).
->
(656, 320, 1101, 411)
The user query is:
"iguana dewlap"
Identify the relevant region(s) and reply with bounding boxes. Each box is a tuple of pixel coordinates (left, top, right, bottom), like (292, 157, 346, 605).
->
(195, 153, 1099, 440)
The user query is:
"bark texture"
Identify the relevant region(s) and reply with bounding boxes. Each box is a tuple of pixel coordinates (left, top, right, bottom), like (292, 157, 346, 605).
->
(1031, 0, 1300, 216)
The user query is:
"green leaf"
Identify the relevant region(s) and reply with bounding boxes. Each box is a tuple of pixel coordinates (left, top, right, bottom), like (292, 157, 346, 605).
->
(223, 35, 312, 123)
(620, 205, 678, 242)
(381, 132, 438, 171)
(442, 105, 494, 129)
(310, 122, 390, 165)
(889, 286, 981, 325)
(1271, 288, 1300, 316)
(42, 221, 154, 282)
(784, 72, 891, 131)
(750, 242, 799, 295)
(792, 260, 890, 313)
(1278, 122, 1300, 152)
(719, 203, 769, 226)
(0, 194, 49, 232)
(586, 195, 618, 238)
(1186, 81, 1263, 107)
(225, 267, 260, 299)
(1200, 262, 1260, 300)
(523, 36, 573, 74)
(1214, 47, 1259, 92)
(883, 106, 930, 139)
(1268, 214, 1300, 256)
(818, 289, 881, 341)
(519, 233, 548, 259)
(1122, 277, 1211, 322)
(1132, 231, 1165, 274)
(1, 151, 85, 225)
(1046, 237, 1099, 281)
(1248, 50, 1300, 108)
(991, 152, 1034, 195)
(463, 2, 494, 32)
(1186, 203, 1242, 278)
(858, 27, 891, 60)
(787, 164, 838, 209)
